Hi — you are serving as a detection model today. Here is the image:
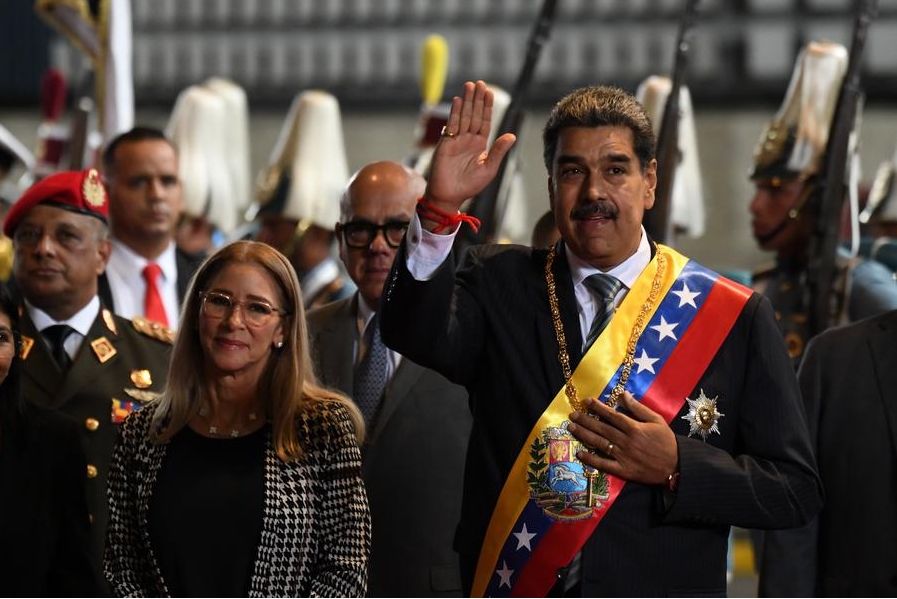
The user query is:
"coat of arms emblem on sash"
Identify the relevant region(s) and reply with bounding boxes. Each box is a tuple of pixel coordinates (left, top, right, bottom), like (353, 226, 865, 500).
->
(527, 422, 608, 520)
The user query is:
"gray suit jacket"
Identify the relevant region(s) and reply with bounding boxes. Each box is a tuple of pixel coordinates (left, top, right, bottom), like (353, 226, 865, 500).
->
(307, 295, 471, 597)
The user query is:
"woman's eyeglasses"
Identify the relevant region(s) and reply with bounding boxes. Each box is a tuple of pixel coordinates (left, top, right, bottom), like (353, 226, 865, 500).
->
(200, 291, 288, 327)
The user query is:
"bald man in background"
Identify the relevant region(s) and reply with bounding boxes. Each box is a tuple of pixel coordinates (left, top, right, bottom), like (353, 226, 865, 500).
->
(307, 161, 471, 597)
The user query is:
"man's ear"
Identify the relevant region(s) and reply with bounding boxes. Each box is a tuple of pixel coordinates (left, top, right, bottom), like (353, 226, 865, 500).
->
(548, 177, 556, 211)
(95, 237, 112, 275)
(643, 159, 658, 210)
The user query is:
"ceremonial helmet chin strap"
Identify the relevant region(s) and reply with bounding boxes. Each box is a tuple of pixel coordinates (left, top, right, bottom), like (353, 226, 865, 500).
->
(755, 178, 818, 245)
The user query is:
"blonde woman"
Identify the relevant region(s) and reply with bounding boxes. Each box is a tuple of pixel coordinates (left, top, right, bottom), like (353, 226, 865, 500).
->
(104, 240, 370, 597)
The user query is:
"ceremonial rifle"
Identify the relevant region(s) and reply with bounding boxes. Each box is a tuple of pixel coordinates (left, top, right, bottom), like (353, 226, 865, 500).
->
(642, 0, 700, 244)
(453, 0, 558, 259)
(806, 0, 877, 338)
(67, 97, 94, 170)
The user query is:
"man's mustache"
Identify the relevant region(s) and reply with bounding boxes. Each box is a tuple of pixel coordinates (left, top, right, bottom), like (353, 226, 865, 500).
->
(571, 201, 618, 220)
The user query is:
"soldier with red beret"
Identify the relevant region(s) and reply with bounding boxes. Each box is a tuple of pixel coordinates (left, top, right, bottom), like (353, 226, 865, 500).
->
(4, 167, 172, 587)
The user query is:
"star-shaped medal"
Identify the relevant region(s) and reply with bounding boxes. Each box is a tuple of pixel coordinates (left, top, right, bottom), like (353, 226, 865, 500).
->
(682, 389, 724, 440)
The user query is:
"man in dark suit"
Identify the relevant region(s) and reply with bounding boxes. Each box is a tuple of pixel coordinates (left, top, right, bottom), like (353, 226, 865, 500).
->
(380, 80, 822, 596)
(99, 127, 202, 326)
(4, 168, 172, 579)
(307, 160, 471, 597)
(759, 309, 897, 597)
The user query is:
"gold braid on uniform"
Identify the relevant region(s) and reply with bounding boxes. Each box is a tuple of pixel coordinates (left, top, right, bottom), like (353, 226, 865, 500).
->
(131, 316, 175, 344)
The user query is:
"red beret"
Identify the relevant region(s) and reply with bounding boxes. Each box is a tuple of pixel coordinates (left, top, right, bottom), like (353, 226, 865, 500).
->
(3, 168, 109, 236)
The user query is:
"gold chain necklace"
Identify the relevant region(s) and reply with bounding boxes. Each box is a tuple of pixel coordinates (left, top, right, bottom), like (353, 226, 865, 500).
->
(544, 244, 666, 410)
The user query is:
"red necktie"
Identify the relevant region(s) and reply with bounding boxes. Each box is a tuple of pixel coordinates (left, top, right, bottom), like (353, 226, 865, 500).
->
(142, 263, 168, 326)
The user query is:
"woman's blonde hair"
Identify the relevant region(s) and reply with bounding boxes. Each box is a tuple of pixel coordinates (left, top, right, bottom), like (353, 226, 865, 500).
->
(150, 240, 364, 460)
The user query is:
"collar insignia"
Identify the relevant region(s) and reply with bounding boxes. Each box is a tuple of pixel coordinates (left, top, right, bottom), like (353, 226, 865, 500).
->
(103, 309, 118, 335)
(19, 335, 34, 360)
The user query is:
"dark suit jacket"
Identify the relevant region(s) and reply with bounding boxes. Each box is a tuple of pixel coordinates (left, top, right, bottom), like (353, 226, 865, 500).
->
(0, 401, 100, 596)
(19, 307, 172, 567)
(307, 295, 471, 597)
(381, 241, 822, 597)
(98, 246, 204, 315)
(760, 310, 897, 597)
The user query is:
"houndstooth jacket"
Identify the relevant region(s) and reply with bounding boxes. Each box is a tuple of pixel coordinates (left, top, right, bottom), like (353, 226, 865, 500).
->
(104, 400, 371, 597)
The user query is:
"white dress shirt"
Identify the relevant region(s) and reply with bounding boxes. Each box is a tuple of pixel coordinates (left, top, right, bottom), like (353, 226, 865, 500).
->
(105, 239, 180, 325)
(404, 212, 652, 348)
(28, 296, 101, 361)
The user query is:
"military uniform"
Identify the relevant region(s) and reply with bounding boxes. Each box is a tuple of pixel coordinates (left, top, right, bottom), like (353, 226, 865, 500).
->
(746, 41, 897, 367)
(19, 307, 172, 563)
(753, 247, 897, 368)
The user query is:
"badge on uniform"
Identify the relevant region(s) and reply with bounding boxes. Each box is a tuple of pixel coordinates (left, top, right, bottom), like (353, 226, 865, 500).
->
(682, 389, 724, 440)
(82, 168, 106, 208)
(111, 397, 140, 424)
(91, 337, 117, 363)
(130, 369, 152, 388)
(123, 369, 159, 404)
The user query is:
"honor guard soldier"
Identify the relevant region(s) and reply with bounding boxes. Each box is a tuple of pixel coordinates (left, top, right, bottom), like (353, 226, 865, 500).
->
(249, 90, 355, 309)
(748, 41, 897, 367)
(165, 79, 253, 259)
(3, 168, 172, 578)
(635, 76, 706, 242)
(859, 139, 897, 259)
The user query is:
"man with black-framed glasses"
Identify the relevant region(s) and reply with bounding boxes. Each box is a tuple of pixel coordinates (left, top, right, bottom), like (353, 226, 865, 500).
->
(307, 160, 471, 597)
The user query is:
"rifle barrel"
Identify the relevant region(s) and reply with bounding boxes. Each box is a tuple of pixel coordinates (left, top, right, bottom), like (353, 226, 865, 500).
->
(455, 0, 559, 257)
(643, 0, 700, 243)
(807, 0, 877, 337)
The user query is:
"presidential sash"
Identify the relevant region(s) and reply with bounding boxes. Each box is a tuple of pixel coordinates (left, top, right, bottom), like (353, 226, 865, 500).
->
(471, 244, 752, 597)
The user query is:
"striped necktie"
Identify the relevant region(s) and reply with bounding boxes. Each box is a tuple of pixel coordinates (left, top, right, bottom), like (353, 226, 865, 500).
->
(583, 273, 622, 348)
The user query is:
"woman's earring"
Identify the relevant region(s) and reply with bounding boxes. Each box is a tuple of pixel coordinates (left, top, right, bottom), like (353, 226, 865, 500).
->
(275, 341, 284, 349)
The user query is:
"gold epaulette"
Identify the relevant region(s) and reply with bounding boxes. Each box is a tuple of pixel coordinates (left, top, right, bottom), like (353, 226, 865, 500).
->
(132, 316, 175, 345)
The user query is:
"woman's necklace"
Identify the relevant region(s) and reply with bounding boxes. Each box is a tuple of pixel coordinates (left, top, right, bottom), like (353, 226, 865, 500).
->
(197, 405, 259, 438)
(544, 244, 665, 410)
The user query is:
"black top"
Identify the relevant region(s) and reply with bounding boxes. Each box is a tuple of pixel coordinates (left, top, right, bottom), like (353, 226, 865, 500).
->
(149, 424, 267, 597)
